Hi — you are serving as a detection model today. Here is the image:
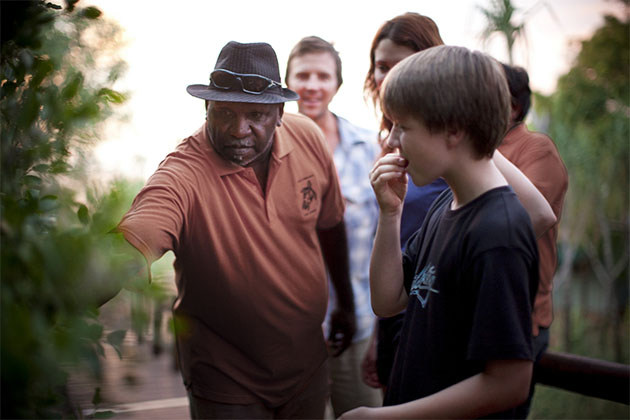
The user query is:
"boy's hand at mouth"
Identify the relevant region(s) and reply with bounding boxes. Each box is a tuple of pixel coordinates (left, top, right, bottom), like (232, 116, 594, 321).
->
(369, 152, 408, 216)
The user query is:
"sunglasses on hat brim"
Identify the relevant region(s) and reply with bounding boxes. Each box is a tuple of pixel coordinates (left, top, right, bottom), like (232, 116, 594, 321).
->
(210, 69, 282, 95)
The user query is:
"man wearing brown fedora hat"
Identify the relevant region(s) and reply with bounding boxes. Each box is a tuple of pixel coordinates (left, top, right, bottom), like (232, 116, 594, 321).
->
(114, 41, 356, 419)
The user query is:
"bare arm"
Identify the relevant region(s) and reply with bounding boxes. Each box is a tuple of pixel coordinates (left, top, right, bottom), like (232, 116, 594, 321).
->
(369, 153, 409, 317)
(318, 220, 356, 356)
(494, 150, 556, 237)
(342, 359, 533, 419)
(370, 213, 407, 316)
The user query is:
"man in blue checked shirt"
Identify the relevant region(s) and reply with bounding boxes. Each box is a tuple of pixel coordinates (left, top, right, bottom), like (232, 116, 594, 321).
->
(286, 36, 382, 417)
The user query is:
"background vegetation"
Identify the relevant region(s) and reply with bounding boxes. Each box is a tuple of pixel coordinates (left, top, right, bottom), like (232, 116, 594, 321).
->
(535, 12, 629, 363)
(0, 1, 151, 417)
(516, 6, 629, 420)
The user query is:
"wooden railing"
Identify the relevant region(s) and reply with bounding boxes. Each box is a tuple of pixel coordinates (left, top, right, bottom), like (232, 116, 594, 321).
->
(535, 351, 630, 405)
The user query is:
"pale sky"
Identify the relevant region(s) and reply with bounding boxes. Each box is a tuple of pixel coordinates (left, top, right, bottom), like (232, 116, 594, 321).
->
(85, 0, 626, 181)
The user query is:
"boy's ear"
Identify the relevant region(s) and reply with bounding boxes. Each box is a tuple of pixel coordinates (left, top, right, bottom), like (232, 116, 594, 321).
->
(445, 127, 465, 149)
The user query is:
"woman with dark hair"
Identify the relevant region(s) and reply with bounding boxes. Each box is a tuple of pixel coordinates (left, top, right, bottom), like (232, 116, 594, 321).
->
(361, 12, 449, 391)
(363, 11, 450, 255)
(364, 12, 444, 136)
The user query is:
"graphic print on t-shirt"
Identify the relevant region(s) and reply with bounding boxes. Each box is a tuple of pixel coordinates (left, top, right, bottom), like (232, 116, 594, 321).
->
(298, 175, 318, 217)
(410, 263, 439, 308)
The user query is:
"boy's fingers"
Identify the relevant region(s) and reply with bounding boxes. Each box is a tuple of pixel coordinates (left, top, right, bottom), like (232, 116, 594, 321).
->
(372, 171, 406, 184)
(370, 165, 406, 184)
(380, 153, 408, 166)
(370, 156, 408, 178)
(371, 155, 406, 169)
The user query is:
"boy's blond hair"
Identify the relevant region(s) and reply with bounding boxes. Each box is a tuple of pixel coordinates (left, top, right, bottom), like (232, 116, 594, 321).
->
(381, 45, 510, 158)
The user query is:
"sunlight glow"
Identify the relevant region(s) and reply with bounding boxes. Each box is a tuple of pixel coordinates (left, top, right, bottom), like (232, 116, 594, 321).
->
(84, 0, 625, 181)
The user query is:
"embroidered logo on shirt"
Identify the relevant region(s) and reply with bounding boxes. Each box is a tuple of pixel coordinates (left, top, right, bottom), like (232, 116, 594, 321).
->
(298, 177, 318, 216)
(410, 263, 439, 308)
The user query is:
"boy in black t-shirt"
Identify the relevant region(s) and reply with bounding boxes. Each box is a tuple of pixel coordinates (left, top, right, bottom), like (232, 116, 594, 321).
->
(341, 46, 550, 419)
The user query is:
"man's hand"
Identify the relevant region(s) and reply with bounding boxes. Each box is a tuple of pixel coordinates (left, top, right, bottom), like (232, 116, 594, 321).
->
(361, 330, 382, 388)
(318, 221, 355, 356)
(327, 307, 356, 357)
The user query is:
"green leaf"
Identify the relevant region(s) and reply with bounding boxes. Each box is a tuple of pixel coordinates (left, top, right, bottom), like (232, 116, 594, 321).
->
(91, 386, 102, 405)
(80, 6, 102, 20)
(77, 204, 89, 225)
(23, 175, 41, 187)
(85, 322, 104, 341)
(61, 73, 84, 100)
(72, 101, 100, 121)
(39, 195, 58, 212)
(93, 410, 116, 419)
(106, 329, 127, 359)
(31, 58, 54, 87)
(25, 188, 40, 202)
(49, 160, 70, 174)
(98, 88, 126, 104)
(32, 163, 50, 173)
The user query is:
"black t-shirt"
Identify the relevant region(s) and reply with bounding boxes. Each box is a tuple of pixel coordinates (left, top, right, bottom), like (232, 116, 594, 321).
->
(384, 186, 539, 418)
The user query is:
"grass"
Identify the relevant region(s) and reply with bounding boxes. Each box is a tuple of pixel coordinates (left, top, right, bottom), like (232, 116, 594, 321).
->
(527, 277, 629, 419)
(529, 385, 629, 419)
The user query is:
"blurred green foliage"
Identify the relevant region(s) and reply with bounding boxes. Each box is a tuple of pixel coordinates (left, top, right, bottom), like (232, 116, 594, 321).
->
(528, 8, 630, 420)
(534, 11, 629, 360)
(0, 1, 145, 417)
(541, 14, 629, 226)
(531, 384, 629, 419)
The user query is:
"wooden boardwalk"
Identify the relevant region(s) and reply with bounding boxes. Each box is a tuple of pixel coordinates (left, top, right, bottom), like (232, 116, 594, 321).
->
(65, 290, 344, 420)
(67, 294, 190, 419)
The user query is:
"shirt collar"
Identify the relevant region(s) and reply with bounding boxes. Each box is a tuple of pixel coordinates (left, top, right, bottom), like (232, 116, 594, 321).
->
(335, 114, 368, 151)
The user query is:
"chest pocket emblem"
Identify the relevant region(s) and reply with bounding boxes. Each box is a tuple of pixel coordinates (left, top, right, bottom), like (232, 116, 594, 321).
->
(299, 176, 318, 216)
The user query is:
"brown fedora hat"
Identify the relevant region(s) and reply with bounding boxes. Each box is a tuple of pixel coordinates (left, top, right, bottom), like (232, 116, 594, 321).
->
(187, 41, 299, 104)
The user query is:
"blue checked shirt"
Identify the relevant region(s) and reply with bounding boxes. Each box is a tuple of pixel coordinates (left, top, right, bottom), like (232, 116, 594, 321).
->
(325, 115, 380, 342)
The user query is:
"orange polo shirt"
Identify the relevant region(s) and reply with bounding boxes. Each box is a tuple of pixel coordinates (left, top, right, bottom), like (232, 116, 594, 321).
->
(499, 123, 568, 336)
(117, 112, 344, 406)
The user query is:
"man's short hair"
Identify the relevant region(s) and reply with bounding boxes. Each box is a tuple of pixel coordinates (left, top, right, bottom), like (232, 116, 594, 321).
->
(382, 45, 510, 158)
(501, 63, 531, 123)
(286, 36, 343, 88)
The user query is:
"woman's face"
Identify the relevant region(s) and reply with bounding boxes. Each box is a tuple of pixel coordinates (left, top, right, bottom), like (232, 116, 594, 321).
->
(373, 38, 416, 90)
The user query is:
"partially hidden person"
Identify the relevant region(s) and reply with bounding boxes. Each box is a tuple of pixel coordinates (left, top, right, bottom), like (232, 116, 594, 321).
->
(361, 12, 450, 391)
(498, 62, 569, 419)
(286, 36, 382, 417)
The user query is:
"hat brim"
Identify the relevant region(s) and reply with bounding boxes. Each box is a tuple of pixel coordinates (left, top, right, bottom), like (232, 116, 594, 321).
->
(186, 84, 299, 104)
